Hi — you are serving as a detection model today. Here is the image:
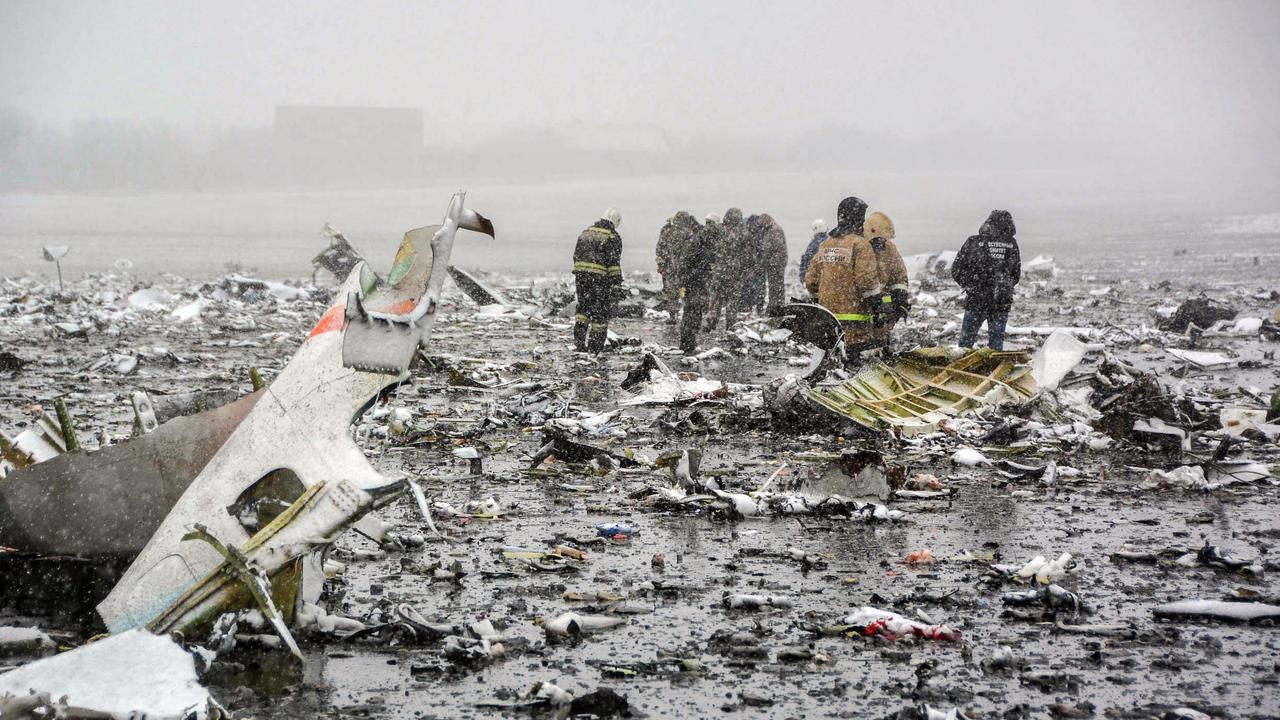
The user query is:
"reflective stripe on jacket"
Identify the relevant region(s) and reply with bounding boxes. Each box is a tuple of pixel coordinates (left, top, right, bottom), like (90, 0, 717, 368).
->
(573, 222, 623, 283)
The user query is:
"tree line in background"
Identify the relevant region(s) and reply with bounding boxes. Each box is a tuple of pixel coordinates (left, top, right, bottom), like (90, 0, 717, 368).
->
(0, 105, 1256, 194)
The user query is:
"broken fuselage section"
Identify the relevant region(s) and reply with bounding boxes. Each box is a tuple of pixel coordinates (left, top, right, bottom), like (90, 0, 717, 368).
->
(1, 193, 494, 644)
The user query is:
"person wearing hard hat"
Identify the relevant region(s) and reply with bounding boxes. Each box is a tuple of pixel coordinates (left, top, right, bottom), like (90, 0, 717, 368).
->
(571, 208, 624, 353)
(798, 218, 829, 289)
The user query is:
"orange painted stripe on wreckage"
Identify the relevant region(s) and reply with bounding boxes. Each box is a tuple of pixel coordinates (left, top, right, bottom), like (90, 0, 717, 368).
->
(306, 298, 420, 338)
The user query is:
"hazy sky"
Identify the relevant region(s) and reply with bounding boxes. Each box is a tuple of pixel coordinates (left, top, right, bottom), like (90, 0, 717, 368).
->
(3, 0, 1278, 150)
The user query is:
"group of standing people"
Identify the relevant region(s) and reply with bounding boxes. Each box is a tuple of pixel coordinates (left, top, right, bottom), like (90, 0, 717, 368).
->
(655, 208, 788, 354)
(569, 199, 1023, 360)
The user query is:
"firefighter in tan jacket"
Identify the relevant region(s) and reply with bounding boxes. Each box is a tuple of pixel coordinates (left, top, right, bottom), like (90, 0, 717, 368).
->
(864, 211, 910, 349)
(804, 196, 882, 356)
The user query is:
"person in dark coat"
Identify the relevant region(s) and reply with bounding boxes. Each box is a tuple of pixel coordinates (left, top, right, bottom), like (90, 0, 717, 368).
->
(950, 210, 1021, 350)
(678, 213, 720, 354)
(798, 218, 829, 287)
(706, 208, 749, 330)
(741, 214, 767, 314)
(572, 208, 624, 353)
(757, 213, 788, 315)
(657, 211, 698, 324)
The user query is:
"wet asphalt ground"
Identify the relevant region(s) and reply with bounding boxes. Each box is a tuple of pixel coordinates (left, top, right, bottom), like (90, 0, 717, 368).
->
(1, 238, 1278, 719)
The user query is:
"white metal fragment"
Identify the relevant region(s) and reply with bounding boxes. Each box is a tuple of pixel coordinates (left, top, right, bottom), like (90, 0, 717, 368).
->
(0, 629, 212, 720)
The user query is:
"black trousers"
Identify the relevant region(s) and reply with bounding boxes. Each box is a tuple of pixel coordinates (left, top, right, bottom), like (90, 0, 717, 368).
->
(680, 287, 709, 354)
(574, 277, 613, 353)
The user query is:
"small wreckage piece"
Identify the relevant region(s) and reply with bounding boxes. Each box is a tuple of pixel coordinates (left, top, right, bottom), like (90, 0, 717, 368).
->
(775, 302, 844, 377)
(311, 222, 365, 281)
(0, 629, 220, 719)
(2, 193, 494, 645)
(447, 265, 511, 306)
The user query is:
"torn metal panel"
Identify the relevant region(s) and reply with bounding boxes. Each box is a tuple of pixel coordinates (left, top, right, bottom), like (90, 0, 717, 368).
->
(98, 193, 493, 635)
(1165, 348, 1234, 370)
(776, 302, 841, 350)
(1132, 416, 1190, 456)
(0, 412, 66, 475)
(808, 349, 1036, 436)
(774, 303, 844, 379)
(0, 629, 215, 719)
(0, 391, 262, 557)
(151, 388, 242, 424)
(130, 391, 158, 436)
(1029, 329, 1087, 391)
(902, 251, 958, 280)
(787, 449, 903, 503)
(312, 223, 365, 280)
(448, 265, 511, 306)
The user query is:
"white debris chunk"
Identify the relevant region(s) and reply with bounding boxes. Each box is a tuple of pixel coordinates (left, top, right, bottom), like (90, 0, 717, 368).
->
(1165, 348, 1233, 369)
(1205, 461, 1274, 485)
(0, 629, 212, 719)
(542, 612, 626, 636)
(725, 594, 792, 610)
(1029, 330, 1088, 391)
(1230, 317, 1262, 334)
(169, 299, 208, 322)
(533, 681, 574, 705)
(1140, 465, 1207, 490)
(126, 287, 176, 310)
(264, 280, 306, 301)
(951, 448, 989, 467)
(1153, 600, 1280, 622)
(1141, 462, 1270, 491)
(1036, 553, 1074, 584)
(1021, 254, 1056, 278)
(1220, 407, 1280, 440)
(1014, 555, 1046, 579)
(0, 626, 54, 656)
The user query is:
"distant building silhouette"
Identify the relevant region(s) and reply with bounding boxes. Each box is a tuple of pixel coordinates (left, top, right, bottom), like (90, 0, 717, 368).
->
(274, 105, 426, 186)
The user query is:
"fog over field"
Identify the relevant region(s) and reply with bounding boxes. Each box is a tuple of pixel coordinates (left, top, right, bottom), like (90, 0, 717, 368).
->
(1, 0, 1278, 276)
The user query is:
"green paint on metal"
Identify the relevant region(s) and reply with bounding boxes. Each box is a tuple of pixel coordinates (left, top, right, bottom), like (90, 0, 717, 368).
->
(359, 264, 378, 296)
(52, 396, 79, 453)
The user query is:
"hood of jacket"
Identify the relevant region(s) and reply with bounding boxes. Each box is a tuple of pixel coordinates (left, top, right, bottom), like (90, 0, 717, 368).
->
(865, 212, 895, 241)
(832, 196, 867, 237)
(979, 210, 1015, 238)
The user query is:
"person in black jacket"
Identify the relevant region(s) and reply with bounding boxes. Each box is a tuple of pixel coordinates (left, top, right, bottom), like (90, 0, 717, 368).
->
(572, 208, 624, 353)
(798, 218, 829, 287)
(678, 213, 720, 354)
(950, 210, 1020, 350)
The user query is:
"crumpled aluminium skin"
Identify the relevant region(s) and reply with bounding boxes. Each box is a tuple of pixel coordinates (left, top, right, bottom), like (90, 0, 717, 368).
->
(98, 193, 492, 635)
